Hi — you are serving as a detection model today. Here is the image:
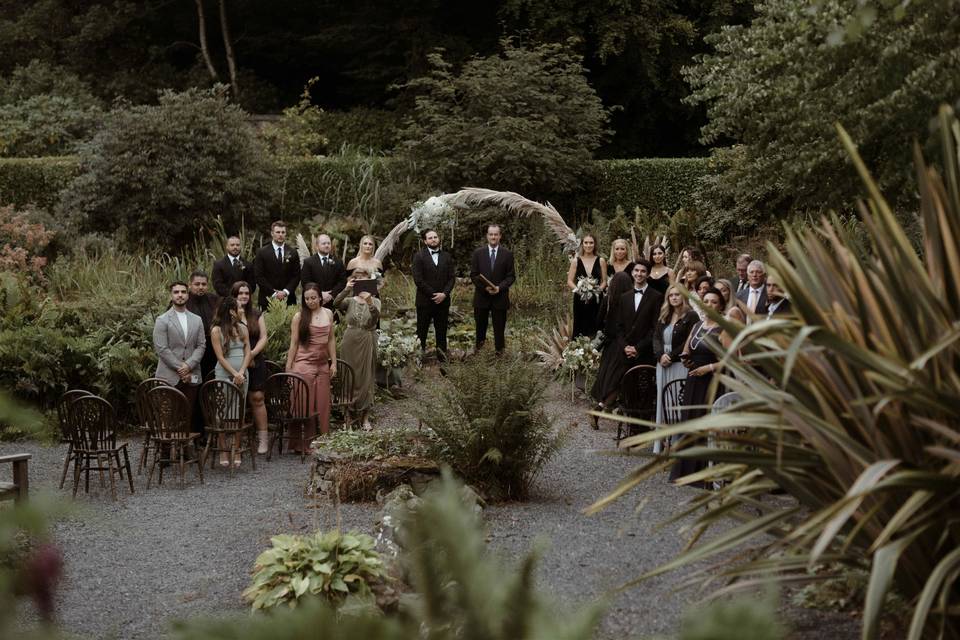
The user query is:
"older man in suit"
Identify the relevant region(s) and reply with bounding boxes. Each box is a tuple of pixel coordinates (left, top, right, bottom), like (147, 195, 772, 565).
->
(412, 229, 456, 361)
(153, 281, 206, 430)
(736, 259, 768, 319)
(299, 233, 347, 310)
(211, 235, 255, 297)
(470, 223, 515, 353)
(254, 220, 300, 310)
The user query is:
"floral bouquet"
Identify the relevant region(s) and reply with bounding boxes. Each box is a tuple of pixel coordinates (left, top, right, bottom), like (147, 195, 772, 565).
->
(573, 276, 600, 303)
(560, 336, 602, 377)
(377, 328, 419, 369)
(409, 196, 457, 235)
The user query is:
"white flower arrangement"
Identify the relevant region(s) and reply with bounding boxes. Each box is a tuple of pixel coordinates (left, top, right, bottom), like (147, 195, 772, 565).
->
(560, 336, 601, 376)
(377, 328, 419, 369)
(573, 276, 600, 303)
(409, 196, 457, 235)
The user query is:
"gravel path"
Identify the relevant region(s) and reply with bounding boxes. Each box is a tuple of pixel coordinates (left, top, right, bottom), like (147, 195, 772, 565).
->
(7, 378, 858, 639)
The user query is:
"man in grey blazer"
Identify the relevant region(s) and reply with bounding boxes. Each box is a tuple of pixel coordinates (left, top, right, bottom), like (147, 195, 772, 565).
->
(153, 281, 206, 432)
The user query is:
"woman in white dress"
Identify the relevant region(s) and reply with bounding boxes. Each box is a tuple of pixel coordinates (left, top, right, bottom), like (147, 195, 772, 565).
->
(652, 285, 699, 453)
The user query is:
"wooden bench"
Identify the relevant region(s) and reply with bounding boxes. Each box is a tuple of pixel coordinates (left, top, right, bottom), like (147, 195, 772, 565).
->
(0, 453, 30, 503)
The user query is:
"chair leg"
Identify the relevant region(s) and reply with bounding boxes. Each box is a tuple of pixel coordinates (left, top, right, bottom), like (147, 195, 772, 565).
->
(300, 425, 306, 464)
(72, 455, 83, 498)
(106, 453, 117, 501)
(122, 448, 135, 494)
(59, 442, 73, 490)
(178, 443, 186, 488)
(195, 442, 204, 484)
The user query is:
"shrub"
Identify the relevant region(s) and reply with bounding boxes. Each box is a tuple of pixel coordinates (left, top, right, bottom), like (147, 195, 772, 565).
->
(263, 297, 298, 364)
(58, 87, 276, 249)
(242, 531, 387, 610)
(581, 157, 712, 214)
(596, 106, 960, 640)
(260, 78, 328, 157)
(318, 108, 400, 152)
(417, 353, 566, 501)
(398, 38, 610, 196)
(0, 204, 54, 282)
(0, 157, 78, 209)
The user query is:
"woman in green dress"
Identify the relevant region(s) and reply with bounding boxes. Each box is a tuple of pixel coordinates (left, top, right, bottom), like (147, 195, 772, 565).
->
(334, 268, 381, 430)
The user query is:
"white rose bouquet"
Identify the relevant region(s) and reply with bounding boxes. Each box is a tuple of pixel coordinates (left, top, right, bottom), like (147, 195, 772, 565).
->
(560, 336, 601, 376)
(377, 330, 419, 369)
(573, 276, 600, 303)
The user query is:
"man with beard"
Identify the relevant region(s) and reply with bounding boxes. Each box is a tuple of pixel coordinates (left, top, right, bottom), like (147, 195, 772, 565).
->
(412, 229, 455, 361)
(299, 233, 347, 311)
(211, 235, 255, 297)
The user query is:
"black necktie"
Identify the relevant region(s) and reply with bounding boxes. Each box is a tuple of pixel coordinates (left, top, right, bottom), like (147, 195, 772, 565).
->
(320, 255, 327, 266)
(276, 246, 282, 261)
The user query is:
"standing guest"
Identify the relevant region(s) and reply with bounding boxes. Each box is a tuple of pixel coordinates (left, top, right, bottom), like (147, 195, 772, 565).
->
(286, 283, 336, 449)
(212, 235, 255, 298)
(680, 260, 707, 292)
(765, 271, 792, 318)
(153, 281, 205, 428)
(567, 233, 607, 338)
(233, 281, 270, 454)
(678, 246, 711, 278)
(606, 239, 635, 278)
(648, 245, 673, 294)
(210, 296, 251, 467)
(589, 271, 634, 428)
(670, 287, 731, 484)
(300, 234, 347, 310)
(653, 285, 699, 447)
(735, 254, 752, 293)
(695, 275, 715, 300)
(470, 223, 515, 353)
(411, 229, 455, 361)
(254, 220, 300, 310)
(186, 270, 219, 439)
(736, 260, 768, 318)
(346, 235, 384, 292)
(334, 271, 379, 430)
(716, 278, 746, 322)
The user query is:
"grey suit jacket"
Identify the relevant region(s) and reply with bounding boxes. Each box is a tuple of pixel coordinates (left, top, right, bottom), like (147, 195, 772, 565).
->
(153, 308, 206, 385)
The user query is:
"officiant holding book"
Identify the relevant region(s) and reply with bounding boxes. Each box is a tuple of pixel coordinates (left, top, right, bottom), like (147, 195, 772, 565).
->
(470, 223, 515, 354)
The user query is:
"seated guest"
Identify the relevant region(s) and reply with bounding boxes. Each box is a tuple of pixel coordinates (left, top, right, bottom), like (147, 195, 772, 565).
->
(232, 281, 270, 454)
(335, 270, 380, 430)
(153, 281, 205, 425)
(286, 283, 336, 450)
(653, 285, 698, 451)
(669, 287, 731, 484)
(210, 296, 251, 467)
(300, 234, 347, 310)
(589, 271, 634, 427)
(212, 235, 255, 298)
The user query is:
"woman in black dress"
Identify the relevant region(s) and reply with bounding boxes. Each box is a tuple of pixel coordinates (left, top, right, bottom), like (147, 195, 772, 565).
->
(567, 234, 607, 338)
(588, 271, 634, 428)
(669, 287, 730, 483)
(647, 244, 673, 294)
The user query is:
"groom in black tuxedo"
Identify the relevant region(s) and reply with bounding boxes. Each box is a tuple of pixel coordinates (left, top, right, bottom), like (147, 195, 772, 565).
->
(211, 235, 255, 297)
(412, 229, 456, 361)
(253, 220, 300, 310)
(299, 233, 347, 310)
(613, 260, 663, 367)
(470, 223, 515, 353)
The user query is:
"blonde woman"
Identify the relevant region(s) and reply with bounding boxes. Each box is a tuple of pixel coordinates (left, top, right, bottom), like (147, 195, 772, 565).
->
(652, 286, 699, 450)
(606, 239, 635, 279)
(715, 278, 745, 322)
(567, 233, 607, 338)
(346, 235, 384, 292)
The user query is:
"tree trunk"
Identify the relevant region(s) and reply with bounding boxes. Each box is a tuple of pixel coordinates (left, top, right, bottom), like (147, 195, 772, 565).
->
(194, 0, 219, 81)
(218, 0, 240, 98)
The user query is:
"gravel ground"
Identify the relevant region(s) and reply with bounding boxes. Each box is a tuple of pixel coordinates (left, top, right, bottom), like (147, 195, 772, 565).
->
(7, 378, 859, 639)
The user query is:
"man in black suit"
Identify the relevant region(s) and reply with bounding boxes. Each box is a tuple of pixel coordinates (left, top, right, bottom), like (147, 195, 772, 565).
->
(470, 223, 515, 353)
(613, 260, 663, 367)
(412, 229, 456, 361)
(185, 270, 219, 439)
(764, 270, 792, 318)
(734, 253, 752, 293)
(253, 220, 300, 310)
(211, 235, 255, 297)
(735, 259, 768, 320)
(299, 233, 347, 310)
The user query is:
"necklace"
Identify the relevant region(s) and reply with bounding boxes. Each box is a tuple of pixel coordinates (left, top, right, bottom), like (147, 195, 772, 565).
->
(689, 322, 716, 351)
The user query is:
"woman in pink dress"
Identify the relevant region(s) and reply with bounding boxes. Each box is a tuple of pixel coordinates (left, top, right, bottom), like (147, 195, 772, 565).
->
(285, 283, 337, 451)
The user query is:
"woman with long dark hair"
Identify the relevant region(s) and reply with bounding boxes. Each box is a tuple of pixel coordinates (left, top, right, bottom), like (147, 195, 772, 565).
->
(567, 233, 607, 338)
(588, 271, 634, 429)
(286, 282, 336, 450)
(334, 268, 380, 430)
(232, 281, 270, 454)
(211, 295, 252, 466)
(647, 244, 673, 294)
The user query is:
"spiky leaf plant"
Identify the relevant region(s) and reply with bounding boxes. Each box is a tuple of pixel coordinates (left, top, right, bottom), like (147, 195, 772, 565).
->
(591, 105, 960, 640)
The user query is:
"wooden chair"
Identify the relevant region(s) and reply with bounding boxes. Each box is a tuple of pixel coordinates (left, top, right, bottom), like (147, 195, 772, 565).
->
(135, 378, 169, 475)
(200, 379, 256, 473)
(0, 454, 31, 503)
(654, 377, 687, 454)
(145, 386, 204, 488)
(56, 389, 92, 489)
(616, 364, 657, 442)
(66, 395, 135, 501)
(330, 359, 355, 431)
(709, 391, 742, 489)
(265, 372, 318, 463)
(265, 360, 283, 377)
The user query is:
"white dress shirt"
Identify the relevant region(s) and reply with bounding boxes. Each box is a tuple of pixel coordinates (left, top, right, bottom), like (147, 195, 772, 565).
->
(174, 309, 189, 338)
(634, 286, 646, 311)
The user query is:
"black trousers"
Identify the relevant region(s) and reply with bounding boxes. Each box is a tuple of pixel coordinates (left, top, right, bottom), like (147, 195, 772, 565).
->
(416, 303, 450, 361)
(474, 307, 507, 353)
(176, 380, 202, 437)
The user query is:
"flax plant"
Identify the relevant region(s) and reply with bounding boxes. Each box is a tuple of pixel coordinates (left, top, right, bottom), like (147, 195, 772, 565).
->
(590, 105, 960, 640)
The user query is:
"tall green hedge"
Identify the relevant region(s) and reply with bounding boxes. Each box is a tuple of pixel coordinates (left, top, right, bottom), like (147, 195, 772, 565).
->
(0, 155, 711, 220)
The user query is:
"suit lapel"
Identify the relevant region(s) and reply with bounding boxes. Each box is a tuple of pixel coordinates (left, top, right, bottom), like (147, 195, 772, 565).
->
(167, 309, 187, 342)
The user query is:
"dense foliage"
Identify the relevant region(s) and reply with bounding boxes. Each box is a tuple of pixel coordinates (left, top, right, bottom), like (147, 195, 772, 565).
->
(684, 0, 960, 238)
(418, 353, 565, 501)
(58, 87, 276, 249)
(399, 39, 610, 197)
(597, 106, 960, 639)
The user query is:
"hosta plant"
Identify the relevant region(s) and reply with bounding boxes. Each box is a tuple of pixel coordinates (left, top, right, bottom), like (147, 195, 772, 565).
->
(243, 531, 386, 611)
(592, 105, 960, 640)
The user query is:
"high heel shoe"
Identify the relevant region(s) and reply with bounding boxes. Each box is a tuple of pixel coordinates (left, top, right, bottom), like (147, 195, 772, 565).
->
(589, 403, 602, 430)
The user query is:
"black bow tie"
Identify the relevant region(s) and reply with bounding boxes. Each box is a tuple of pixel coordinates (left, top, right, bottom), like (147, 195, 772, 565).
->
(430, 249, 440, 254)
(635, 288, 645, 293)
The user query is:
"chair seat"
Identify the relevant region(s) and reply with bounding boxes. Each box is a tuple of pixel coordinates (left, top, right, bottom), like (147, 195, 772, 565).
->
(154, 433, 200, 442)
(74, 443, 127, 454)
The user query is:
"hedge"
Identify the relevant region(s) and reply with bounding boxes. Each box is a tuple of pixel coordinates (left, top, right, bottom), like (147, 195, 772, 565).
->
(0, 155, 712, 220)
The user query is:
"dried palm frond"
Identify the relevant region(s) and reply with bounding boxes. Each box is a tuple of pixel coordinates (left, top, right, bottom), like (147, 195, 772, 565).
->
(295, 233, 310, 267)
(442, 188, 578, 254)
(534, 315, 573, 372)
(374, 219, 411, 263)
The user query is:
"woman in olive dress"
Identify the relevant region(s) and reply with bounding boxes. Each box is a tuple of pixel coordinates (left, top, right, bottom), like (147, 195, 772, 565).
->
(335, 268, 381, 430)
